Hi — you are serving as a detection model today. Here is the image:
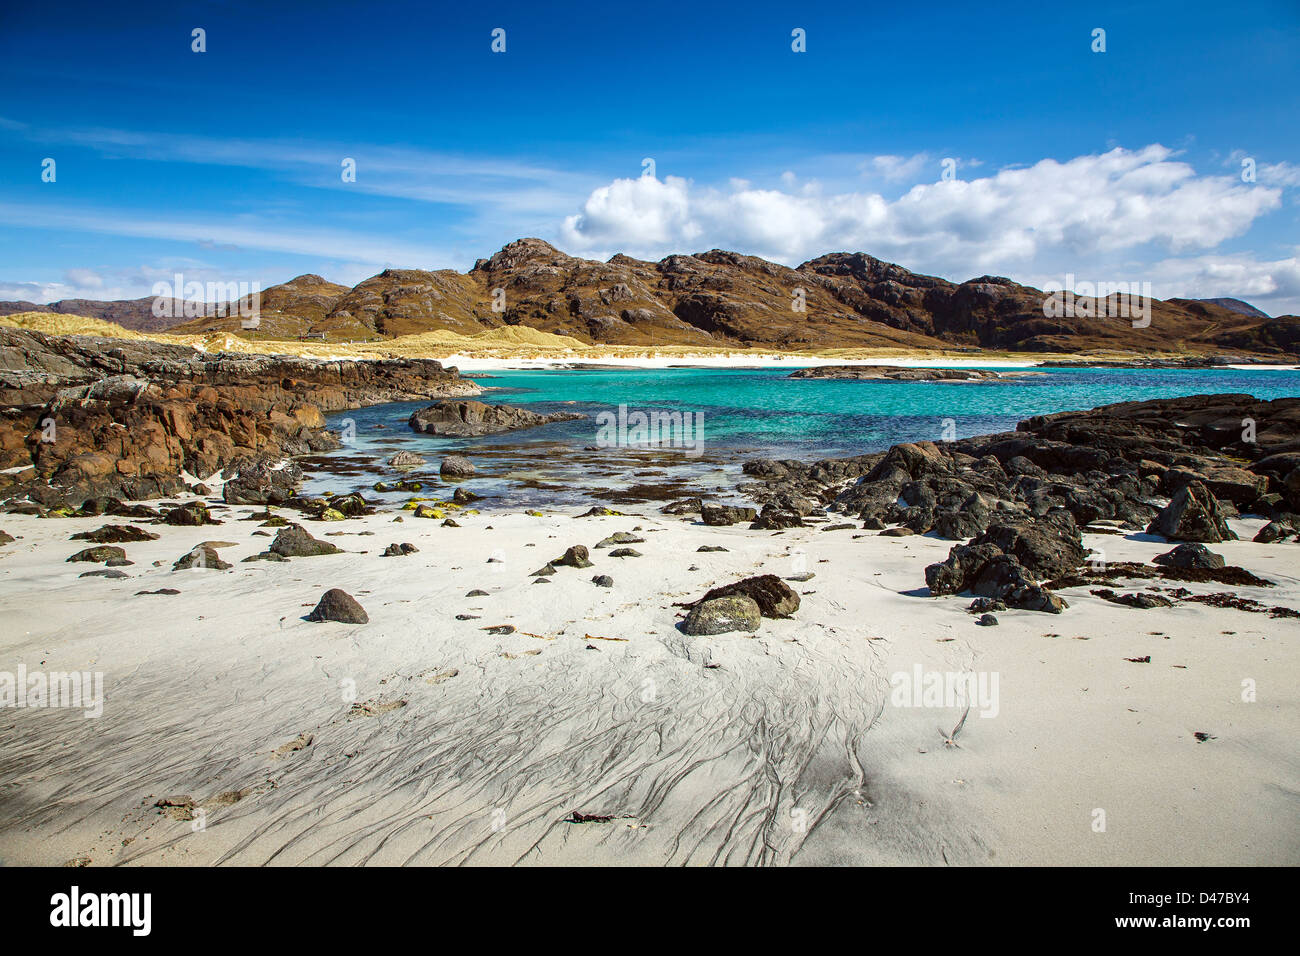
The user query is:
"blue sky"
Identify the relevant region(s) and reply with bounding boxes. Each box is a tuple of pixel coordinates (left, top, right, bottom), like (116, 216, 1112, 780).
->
(2, 0, 1298, 312)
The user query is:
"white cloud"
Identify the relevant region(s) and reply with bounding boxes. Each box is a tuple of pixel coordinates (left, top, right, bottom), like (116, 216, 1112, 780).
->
(1224, 149, 1300, 188)
(563, 146, 1283, 275)
(1146, 252, 1300, 314)
(863, 153, 932, 182)
(560, 145, 1299, 310)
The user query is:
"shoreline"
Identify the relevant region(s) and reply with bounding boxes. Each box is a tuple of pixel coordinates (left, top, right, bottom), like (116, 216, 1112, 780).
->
(6, 309, 1298, 373)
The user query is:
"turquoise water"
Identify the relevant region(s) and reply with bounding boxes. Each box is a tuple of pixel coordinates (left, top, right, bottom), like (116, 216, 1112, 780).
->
(311, 366, 1300, 508)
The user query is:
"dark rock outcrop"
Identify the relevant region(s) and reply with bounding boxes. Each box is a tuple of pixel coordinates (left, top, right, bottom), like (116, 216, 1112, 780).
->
(0, 327, 479, 507)
(222, 458, 305, 505)
(1147, 481, 1235, 542)
(700, 503, 757, 526)
(741, 395, 1300, 613)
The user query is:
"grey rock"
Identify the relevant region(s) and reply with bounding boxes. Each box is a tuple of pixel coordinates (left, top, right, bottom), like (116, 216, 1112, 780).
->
(697, 574, 799, 618)
(681, 595, 762, 635)
(270, 524, 343, 557)
(410, 400, 584, 437)
(440, 455, 475, 478)
(387, 451, 425, 467)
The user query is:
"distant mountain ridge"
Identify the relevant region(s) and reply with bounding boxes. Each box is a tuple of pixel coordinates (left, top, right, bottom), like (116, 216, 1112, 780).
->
(1186, 297, 1271, 319)
(3, 239, 1295, 357)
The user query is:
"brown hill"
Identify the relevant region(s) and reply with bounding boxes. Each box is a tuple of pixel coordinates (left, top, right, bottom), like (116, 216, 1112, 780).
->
(169, 274, 352, 338)
(0, 295, 192, 332)
(25, 240, 1300, 357)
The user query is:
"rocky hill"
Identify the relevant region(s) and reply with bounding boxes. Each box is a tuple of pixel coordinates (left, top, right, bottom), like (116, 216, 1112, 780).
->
(11, 240, 1298, 357)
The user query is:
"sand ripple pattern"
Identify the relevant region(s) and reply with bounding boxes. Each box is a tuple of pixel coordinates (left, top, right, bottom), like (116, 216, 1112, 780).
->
(0, 622, 887, 866)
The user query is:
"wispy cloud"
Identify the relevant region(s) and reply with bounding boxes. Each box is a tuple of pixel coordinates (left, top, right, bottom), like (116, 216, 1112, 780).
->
(0, 200, 442, 266)
(1, 117, 598, 218)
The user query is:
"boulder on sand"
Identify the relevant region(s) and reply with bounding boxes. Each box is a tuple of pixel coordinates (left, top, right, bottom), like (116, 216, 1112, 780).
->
(70, 524, 159, 544)
(696, 574, 799, 618)
(554, 545, 592, 569)
(681, 595, 762, 635)
(1153, 542, 1226, 569)
(1253, 520, 1295, 544)
(172, 545, 232, 571)
(970, 513, 1085, 580)
(162, 503, 217, 526)
(306, 589, 368, 624)
(270, 524, 344, 557)
(67, 545, 126, 563)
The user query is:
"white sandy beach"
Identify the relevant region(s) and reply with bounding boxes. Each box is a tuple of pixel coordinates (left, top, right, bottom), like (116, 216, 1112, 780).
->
(440, 353, 1044, 372)
(0, 498, 1296, 867)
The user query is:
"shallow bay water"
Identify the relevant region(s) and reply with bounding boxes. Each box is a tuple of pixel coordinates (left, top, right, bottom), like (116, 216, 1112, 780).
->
(308, 366, 1300, 509)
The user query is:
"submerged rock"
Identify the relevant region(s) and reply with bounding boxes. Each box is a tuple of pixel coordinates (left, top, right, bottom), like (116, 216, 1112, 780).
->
(440, 454, 475, 477)
(409, 400, 584, 437)
(388, 451, 425, 467)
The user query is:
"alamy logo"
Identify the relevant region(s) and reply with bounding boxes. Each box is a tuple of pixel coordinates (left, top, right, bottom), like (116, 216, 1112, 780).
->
(596, 404, 704, 457)
(1041, 274, 1151, 328)
(1, 666, 103, 718)
(889, 665, 1000, 718)
(49, 886, 151, 936)
(151, 272, 261, 324)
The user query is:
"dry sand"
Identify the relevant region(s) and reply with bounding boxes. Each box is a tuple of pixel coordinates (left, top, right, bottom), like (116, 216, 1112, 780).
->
(0, 496, 1295, 866)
